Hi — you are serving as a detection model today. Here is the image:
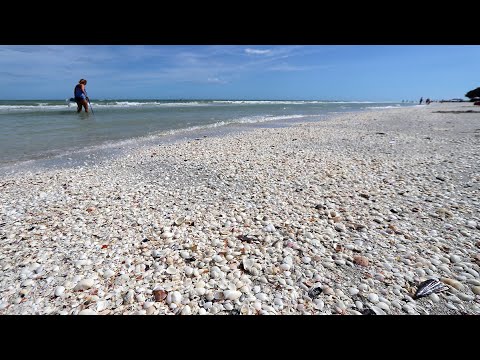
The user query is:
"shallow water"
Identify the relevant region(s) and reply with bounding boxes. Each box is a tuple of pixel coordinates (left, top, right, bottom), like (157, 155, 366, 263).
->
(0, 99, 414, 175)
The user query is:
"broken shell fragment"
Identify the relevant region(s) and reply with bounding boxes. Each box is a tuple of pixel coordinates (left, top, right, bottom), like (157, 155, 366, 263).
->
(174, 217, 185, 226)
(153, 289, 167, 302)
(414, 279, 449, 299)
(308, 286, 323, 299)
(237, 234, 259, 243)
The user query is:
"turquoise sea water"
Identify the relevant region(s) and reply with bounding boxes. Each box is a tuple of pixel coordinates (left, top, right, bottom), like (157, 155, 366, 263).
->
(0, 99, 414, 171)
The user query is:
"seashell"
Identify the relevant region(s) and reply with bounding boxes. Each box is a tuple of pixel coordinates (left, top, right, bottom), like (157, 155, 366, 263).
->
(195, 287, 206, 296)
(180, 251, 191, 259)
(143, 302, 155, 309)
(353, 255, 369, 267)
(123, 290, 135, 304)
(167, 291, 182, 305)
(161, 232, 174, 239)
(21, 279, 34, 287)
(308, 286, 323, 299)
(78, 309, 97, 315)
(240, 305, 250, 315)
(361, 308, 376, 315)
(224, 290, 242, 301)
(174, 217, 185, 226)
(96, 301, 108, 312)
(181, 305, 192, 315)
(242, 258, 255, 272)
(166, 266, 177, 275)
(237, 234, 259, 243)
(54, 286, 65, 297)
(414, 279, 449, 299)
(74, 279, 94, 291)
(103, 269, 115, 279)
(153, 289, 167, 302)
(213, 291, 225, 300)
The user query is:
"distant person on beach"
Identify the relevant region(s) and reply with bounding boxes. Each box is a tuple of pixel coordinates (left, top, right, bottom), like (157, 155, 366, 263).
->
(74, 79, 89, 113)
(426, 98, 431, 105)
(419, 97, 423, 105)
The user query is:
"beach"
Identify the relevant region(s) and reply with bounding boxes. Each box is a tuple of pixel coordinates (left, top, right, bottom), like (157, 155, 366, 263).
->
(0, 102, 479, 315)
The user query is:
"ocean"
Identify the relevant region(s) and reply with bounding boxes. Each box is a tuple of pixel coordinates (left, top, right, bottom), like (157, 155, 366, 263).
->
(0, 99, 415, 174)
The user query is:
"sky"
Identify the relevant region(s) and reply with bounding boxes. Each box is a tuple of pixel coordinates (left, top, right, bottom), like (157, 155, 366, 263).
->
(0, 45, 478, 101)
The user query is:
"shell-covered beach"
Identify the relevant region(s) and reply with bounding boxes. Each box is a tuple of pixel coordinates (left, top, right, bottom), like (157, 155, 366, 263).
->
(1, 103, 479, 315)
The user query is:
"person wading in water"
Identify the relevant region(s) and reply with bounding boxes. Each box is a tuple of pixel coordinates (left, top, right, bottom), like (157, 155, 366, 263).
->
(74, 79, 89, 113)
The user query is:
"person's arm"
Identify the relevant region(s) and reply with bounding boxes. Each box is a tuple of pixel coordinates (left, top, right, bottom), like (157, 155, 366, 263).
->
(81, 84, 89, 100)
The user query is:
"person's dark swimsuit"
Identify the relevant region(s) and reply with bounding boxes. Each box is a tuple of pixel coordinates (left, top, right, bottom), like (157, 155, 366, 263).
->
(74, 85, 86, 101)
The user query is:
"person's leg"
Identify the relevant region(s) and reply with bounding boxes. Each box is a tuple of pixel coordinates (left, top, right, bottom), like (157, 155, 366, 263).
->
(76, 100, 82, 113)
(82, 99, 89, 112)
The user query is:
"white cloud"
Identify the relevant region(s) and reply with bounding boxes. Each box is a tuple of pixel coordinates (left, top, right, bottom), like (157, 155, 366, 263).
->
(0, 45, 321, 97)
(245, 48, 272, 55)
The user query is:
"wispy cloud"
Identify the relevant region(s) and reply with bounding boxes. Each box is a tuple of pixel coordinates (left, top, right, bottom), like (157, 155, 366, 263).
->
(207, 77, 227, 84)
(0, 45, 332, 98)
(0, 45, 313, 84)
(245, 48, 272, 55)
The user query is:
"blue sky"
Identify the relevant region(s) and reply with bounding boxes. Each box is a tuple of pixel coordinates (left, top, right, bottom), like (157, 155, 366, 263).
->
(0, 45, 478, 101)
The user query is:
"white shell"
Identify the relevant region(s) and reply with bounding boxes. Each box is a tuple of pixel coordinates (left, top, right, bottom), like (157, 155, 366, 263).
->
(242, 258, 255, 271)
(103, 270, 115, 278)
(54, 286, 65, 297)
(167, 291, 182, 305)
(74, 279, 94, 291)
(78, 309, 97, 315)
(224, 290, 242, 300)
(181, 305, 192, 315)
(166, 266, 177, 275)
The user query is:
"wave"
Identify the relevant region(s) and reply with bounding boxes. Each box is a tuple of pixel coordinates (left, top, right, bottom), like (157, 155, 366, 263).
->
(364, 105, 402, 109)
(0, 100, 405, 113)
(211, 100, 380, 105)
